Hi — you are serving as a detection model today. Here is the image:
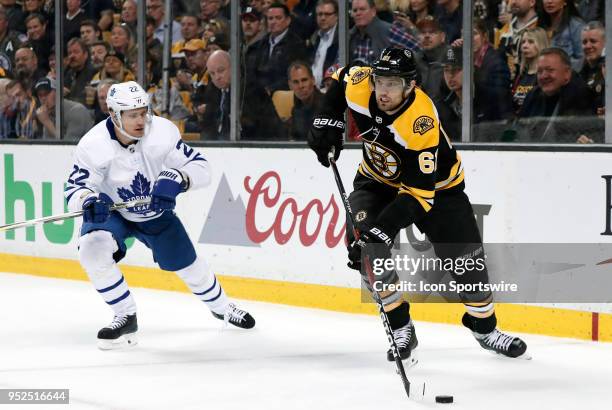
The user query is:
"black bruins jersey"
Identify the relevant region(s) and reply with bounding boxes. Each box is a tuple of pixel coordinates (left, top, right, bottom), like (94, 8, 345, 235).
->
(327, 66, 464, 215)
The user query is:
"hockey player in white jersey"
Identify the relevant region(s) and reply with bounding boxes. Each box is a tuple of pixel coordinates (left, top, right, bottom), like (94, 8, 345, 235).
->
(65, 81, 255, 350)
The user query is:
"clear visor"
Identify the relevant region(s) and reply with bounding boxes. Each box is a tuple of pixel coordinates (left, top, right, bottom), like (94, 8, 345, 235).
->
(372, 75, 406, 93)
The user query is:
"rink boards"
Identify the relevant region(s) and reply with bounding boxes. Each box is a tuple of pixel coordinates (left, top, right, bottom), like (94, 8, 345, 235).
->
(1, 144, 611, 341)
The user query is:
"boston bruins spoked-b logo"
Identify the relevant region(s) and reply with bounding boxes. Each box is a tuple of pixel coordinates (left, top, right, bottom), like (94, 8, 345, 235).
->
(364, 141, 401, 179)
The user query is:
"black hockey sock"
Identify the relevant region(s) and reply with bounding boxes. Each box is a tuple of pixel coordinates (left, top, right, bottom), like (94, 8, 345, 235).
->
(386, 301, 411, 331)
(462, 312, 497, 335)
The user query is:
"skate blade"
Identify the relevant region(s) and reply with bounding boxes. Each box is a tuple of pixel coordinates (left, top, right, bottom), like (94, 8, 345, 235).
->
(97, 333, 138, 350)
(486, 349, 532, 360)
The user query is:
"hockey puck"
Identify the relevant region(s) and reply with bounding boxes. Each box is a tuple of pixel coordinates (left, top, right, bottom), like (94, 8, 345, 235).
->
(435, 395, 453, 404)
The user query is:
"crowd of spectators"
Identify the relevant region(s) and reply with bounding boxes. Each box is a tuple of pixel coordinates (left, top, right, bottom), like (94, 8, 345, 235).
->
(0, 0, 607, 143)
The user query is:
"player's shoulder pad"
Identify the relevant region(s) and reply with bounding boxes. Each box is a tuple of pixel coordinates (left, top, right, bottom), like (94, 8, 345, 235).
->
(390, 88, 440, 151)
(344, 66, 373, 113)
(76, 119, 116, 164)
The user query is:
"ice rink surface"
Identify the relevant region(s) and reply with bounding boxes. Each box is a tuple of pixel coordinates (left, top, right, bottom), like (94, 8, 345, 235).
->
(1, 272, 611, 410)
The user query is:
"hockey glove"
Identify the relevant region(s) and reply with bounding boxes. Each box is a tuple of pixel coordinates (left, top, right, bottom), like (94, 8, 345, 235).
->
(151, 168, 188, 212)
(82, 193, 113, 224)
(307, 115, 345, 167)
(347, 226, 394, 272)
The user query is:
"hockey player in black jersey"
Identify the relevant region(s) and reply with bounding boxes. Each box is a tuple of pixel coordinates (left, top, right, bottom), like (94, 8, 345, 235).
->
(307, 47, 528, 361)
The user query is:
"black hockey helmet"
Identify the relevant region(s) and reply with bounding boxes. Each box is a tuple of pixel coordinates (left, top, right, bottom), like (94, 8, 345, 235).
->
(371, 47, 417, 82)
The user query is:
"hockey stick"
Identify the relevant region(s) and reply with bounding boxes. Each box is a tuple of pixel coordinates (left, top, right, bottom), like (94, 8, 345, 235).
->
(0, 198, 151, 232)
(327, 149, 425, 400)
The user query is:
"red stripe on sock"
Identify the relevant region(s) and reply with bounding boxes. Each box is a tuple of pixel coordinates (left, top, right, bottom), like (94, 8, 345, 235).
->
(592, 312, 599, 342)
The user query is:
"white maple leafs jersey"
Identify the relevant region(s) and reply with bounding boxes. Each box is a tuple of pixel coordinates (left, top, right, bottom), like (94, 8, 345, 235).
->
(64, 116, 211, 222)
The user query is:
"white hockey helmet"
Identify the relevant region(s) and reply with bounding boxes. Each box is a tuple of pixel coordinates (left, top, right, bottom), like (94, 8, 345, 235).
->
(107, 81, 152, 140)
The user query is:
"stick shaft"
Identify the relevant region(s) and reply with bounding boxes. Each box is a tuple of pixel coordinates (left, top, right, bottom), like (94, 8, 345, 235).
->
(327, 152, 413, 398)
(0, 199, 151, 232)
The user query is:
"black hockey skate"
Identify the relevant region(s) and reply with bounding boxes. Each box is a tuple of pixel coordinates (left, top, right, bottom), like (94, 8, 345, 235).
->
(212, 303, 256, 329)
(473, 328, 530, 359)
(387, 320, 418, 366)
(97, 314, 138, 350)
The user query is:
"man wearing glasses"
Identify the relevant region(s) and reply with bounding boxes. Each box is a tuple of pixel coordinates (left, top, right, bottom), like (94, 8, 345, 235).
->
(310, 0, 339, 89)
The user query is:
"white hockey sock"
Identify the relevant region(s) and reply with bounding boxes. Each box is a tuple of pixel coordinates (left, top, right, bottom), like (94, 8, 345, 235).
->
(79, 230, 136, 317)
(91, 265, 137, 317)
(176, 257, 229, 314)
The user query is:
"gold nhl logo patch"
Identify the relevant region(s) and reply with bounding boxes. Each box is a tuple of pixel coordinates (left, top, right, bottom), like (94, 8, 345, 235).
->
(355, 210, 367, 222)
(351, 69, 369, 85)
(413, 116, 434, 135)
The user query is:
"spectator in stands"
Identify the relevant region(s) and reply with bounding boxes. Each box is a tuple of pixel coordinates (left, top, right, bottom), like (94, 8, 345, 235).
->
(93, 78, 117, 123)
(288, 61, 322, 141)
(349, 0, 420, 65)
(517, 48, 598, 142)
(65, 38, 97, 105)
(64, 0, 87, 45)
(414, 18, 448, 102)
(406, 0, 435, 26)
(172, 15, 202, 55)
(0, 78, 12, 137)
(434, 0, 462, 43)
(90, 49, 136, 85)
(496, 0, 539, 80)
(291, 0, 318, 41)
(512, 27, 549, 113)
(580, 21, 605, 115)
(90, 40, 109, 70)
(182, 38, 209, 90)
(0, 6, 25, 75)
(34, 77, 93, 140)
(435, 46, 463, 141)
(198, 50, 231, 139)
(241, 6, 264, 48)
(79, 19, 101, 46)
(250, 3, 307, 94)
(310, 0, 339, 89)
(121, 0, 137, 35)
(110, 24, 136, 67)
(472, 19, 513, 124)
(23, 0, 49, 22)
(25, 13, 51, 71)
(147, 0, 182, 44)
(577, 0, 604, 23)
(387, 0, 419, 37)
(145, 16, 163, 80)
(14, 45, 45, 90)
(81, 0, 114, 32)
(540, 0, 585, 71)
(4, 79, 38, 138)
(200, 0, 228, 26)
(0, 0, 25, 33)
(203, 19, 229, 45)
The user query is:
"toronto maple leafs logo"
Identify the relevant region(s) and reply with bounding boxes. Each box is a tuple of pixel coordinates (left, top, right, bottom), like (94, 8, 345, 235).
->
(117, 172, 152, 214)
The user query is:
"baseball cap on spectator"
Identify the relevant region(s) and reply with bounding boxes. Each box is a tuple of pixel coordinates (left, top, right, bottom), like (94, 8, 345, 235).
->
(324, 63, 341, 81)
(416, 18, 442, 33)
(206, 34, 228, 50)
(181, 39, 206, 52)
(442, 46, 463, 67)
(105, 49, 126, 64)
(241, 6, 261, 20)
(34, 77, 56, 94)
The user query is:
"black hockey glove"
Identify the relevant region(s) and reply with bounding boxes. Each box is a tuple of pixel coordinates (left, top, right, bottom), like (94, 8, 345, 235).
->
(347, 226, 394, 272)
(307, 115, 345, 167)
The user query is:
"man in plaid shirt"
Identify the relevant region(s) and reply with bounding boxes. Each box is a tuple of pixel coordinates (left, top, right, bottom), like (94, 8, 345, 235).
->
(350, 0, 420, 64)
